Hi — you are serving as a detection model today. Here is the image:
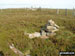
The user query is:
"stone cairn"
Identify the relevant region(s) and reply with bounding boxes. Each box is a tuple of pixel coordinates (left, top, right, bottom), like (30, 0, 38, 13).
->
(25, 19, 59, 39)
(40, 19, 59, 38)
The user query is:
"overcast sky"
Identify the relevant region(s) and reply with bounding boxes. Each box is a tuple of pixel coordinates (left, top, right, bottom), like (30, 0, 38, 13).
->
(0, 0, 75, 9)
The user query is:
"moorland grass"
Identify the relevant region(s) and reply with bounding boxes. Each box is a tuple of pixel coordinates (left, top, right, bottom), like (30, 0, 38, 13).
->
(0, 8, 75, 56)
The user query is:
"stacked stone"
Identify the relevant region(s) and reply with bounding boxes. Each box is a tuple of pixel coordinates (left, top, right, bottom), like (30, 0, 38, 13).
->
(24, 19, 59, 39)
(40, 19, 59, 36)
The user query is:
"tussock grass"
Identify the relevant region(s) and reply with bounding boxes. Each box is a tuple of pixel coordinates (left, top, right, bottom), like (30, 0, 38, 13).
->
(0, 8, 75, 56)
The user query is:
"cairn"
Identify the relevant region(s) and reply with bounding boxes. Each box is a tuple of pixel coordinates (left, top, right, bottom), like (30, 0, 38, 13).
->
(25, 19, 59, 39)
(40, 19, 59, 37)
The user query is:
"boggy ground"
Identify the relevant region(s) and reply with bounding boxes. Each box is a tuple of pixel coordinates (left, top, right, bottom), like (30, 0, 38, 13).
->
(0, 8, 75, 56)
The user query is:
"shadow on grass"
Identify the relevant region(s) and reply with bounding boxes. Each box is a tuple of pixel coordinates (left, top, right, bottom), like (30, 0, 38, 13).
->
(0, 51, 4, 56)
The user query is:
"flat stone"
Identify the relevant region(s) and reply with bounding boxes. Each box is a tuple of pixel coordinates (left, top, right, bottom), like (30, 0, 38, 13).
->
(40, 35, 49, 39)
(29, 32, 41, 39)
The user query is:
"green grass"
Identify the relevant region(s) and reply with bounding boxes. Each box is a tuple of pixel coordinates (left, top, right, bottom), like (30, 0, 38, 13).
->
(0, 8, 75, 56)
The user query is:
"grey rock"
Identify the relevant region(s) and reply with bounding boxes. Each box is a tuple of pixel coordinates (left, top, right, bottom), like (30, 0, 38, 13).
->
(40, 19, 59, 36)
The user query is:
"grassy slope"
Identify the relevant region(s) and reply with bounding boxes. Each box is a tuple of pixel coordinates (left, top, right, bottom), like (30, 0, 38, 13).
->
(0, 9, 75, 56)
